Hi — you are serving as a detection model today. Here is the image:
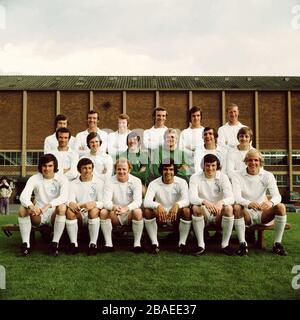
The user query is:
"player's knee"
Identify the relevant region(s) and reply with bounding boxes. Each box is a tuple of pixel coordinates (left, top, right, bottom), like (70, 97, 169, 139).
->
(66, 208, 76, 220)
(143, 208, 154, 219)
(88, 208, 100, 219)
(57, 204, 67, 215)
(223, 205, 233, 217)
(192, 205, 203, 217)
(274, 203, 286, 216)
(100, 208, 109, 219)
(182, 207, 191, 220)
(18, 206, 28, 217)
(132, 208, 143, 220)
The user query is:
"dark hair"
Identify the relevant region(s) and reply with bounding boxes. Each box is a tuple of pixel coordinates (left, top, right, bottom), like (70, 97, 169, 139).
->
(38, 154, 58, 173)
(189, 106, 203, 121)
(202, 154, 221, 170)
(158, 158, 178, 175)
(118, 113, 130, 127)
(152, 107, 168, 119)
(77, 158, 94, 172)
(55, 114, 67, 127)
(203, 127, 218, 139)
(237, 126, 253, 141)
(86, 132, 102, 148)
(55, 127, 71, 140)
(87, 110, 99, 120)
(126, 131, 140, 146)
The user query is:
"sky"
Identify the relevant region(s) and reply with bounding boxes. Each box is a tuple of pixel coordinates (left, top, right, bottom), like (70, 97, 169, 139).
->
(0, 0, 300, 76)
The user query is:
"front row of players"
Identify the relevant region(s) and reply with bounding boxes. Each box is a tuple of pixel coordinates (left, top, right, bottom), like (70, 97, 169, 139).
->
(18, 149, 287, 257)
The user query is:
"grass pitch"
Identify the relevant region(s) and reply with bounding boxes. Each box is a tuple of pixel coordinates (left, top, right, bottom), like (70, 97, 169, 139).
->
(0, 213, 299, 300)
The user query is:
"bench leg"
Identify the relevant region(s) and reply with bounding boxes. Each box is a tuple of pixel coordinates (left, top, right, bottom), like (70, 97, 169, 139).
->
(256, 230, 267, 250)
(30, 230, 36, 245)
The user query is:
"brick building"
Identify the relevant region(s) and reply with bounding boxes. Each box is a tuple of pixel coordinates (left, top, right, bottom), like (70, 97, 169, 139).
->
(0, 75, 299, 201)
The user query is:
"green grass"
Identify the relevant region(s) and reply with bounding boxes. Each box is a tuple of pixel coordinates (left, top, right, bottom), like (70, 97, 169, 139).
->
(0, 213, 299, 300)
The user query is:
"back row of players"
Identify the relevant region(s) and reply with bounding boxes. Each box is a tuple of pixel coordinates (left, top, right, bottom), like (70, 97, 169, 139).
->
(17, 104, 287, 257)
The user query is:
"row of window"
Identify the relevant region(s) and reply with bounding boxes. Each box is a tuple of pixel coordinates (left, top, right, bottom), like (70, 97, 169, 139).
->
(1, 151, 300, 187)
(1, 151, 300, 166)
(0, 151, 43, 166)
(261, 151, 300, 165)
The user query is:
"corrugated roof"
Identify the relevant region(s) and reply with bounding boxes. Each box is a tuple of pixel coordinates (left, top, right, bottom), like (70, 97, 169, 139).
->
(0, 75, 299, 90)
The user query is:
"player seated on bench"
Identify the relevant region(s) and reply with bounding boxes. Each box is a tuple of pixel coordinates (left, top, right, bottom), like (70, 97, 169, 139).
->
(18, 154, 69, 257)
(65, 158, 104, 256)
(232, 149, 288, 256)
(143, 159, 191, 254)
(100, 158, 144, 253)
(189, 154, 235, 256)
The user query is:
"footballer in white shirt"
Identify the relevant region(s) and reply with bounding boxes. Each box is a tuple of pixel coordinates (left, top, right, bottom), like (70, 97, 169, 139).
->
(143, 107, 168, 151)
(232, 149, 287, 256)
(217, 103, 245, 149)
(66, 158, 104, 256)
(226, 126, 254, 180)
(143, 160, 191, 254)
(190, 154, 235, 256)
(100, 158, 144, 253)
(43, 114, 76, 154)
(18, 154, 69, 257)
(50, 127, 79, 181)
(75, 110, 108, 157)
(83, 132, 113, 181)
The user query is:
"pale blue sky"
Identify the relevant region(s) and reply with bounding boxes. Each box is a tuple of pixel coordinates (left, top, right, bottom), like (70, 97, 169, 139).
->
(0, 0, 299, 75)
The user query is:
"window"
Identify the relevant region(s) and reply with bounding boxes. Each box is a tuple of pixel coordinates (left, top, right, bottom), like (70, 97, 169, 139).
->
(261, 151, 288, 165)
(0, 151, 21, 166)
(293, 175, 300, 186)
(292, 151, 300, 165)
(26, 151, 43, 166)
(274, 174, 288, 187)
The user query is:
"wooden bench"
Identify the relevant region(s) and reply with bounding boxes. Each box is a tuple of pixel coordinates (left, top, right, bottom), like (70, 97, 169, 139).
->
(1, 222, 292, 250)
(247, 223, 291, 249)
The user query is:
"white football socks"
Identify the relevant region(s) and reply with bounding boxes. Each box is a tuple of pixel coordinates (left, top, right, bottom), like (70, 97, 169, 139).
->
(144, 218, 158, 246)
(88, 217, 100, 247)
(221, 216, 234, 248)
(132, 219, 144, 247)
(18, 216, 31, 247)
(66, 219, 78, 247)
(100, 219, 113, 247)
(274, 215, 287, 244)
(192, 215, 205, 249)
(52, 215, 66, 244)
(234, 217, 246, 244)
(179, 218, 191, 246)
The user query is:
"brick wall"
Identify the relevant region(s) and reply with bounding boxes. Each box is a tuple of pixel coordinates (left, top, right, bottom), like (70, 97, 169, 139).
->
(291, 92, 300, 150)
(258, 91, 287, 149)
(160, 91, 189, 130)
(60, 91, 89, 137)
(93, 91, 122, 132)
(27, 91, 56, 149)
(192, 91, 222, 130)
(126, 91, 155, 131)
(0, 91, 22, 150)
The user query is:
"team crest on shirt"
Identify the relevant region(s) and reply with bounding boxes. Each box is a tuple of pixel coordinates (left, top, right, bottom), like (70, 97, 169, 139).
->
(89, 184, 97, 199)
(50, 183, 59, 196)
(172, 184, 180, 196)
(127, 183, 134, 197)
(214, 180, 221, 193)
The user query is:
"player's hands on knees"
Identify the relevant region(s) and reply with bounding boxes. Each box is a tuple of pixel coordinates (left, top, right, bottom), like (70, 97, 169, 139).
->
(157, 205, 168, 223)
(248, 202, 261, 211)
(169, 203, 179, 222)
(84, 201, 96, 211)
(260, 201, 272, 210)
(69, 202, 81, 214)
(29, 205, 42, 216)
(215, 201, 224, 215)
(203, 200, 217, 215)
